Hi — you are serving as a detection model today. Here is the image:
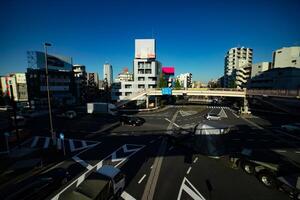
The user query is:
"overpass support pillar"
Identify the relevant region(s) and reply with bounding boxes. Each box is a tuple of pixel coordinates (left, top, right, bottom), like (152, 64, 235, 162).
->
(241, 97, 251, 114)
(155, 97, 158, 108)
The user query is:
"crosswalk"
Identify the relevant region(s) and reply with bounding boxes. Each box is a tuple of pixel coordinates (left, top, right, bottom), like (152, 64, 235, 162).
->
(26, 136, 99, 153)
(207, 106, 233, 110)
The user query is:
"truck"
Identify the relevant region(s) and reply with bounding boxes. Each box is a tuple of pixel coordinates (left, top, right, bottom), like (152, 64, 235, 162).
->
(228, 148, 300, 199)
(87, 103, 118, 116)
(61, 165, 125, 200)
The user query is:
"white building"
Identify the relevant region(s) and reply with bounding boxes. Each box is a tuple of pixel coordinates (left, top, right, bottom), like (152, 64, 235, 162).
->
(112, 39, 161, 101)
(272, 46, 300, 68)
(251, 62, 271, 78)
(0, 73, 28, 102)
(176, 73, 192, 88)
(224, 47, 253, 88)
(103, 63, 113, 87)
(115, 68, 133, 82)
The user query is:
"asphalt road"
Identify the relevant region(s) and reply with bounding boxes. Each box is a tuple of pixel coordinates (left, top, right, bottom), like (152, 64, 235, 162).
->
(2, 103, 300, 200)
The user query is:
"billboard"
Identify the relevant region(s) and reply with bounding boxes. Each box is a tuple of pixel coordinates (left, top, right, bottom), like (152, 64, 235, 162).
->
(162, 87, 172, 95)
(162, 67, 175, 75)
(28, 51, 73, 71)
(135, 39, 155, 59)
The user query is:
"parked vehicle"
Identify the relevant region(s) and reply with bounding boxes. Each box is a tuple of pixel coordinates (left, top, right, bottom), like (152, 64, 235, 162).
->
(87, 103, 118, 116)
(229, 148, 300, 199)
(120, 115, 145, 126)
(205, 113, 221, 120)
(281, 123, 300, 133)
(61, 165, 125, 200)
(7, 168, 70, 200)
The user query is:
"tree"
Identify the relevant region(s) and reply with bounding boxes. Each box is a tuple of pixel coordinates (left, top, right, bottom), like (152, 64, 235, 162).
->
(158, 74, 167, 88)
(174, 79, 181, 89)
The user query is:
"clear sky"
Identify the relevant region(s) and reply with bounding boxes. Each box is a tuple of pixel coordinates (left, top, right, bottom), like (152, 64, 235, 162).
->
(0, 0, 300, 82)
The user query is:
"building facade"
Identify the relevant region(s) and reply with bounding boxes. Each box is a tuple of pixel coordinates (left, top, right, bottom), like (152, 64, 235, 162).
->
(26, 51, 75, 109)
(103, 63, 113, 87)
(248, 67, 300, 89)
(73, 64, 87, 104)
(115, 68, 133, 82)
(224, 47, 253, 88)
(272, 46, 300, 68)
(0, 73, 28, 102)
(251, 62, 271, 78)
(176, 73, 192, 89)
(112, 39, 161, 101)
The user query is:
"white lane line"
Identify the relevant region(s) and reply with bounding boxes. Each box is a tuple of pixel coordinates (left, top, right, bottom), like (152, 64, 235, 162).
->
(82, 140, 87, 148)
(273, 149, 287, 153)
(295, 151, 300, 154)
(138, 174, 147, 184)
(57, 139, 61, 150)
(121, 191, 136, 200)
(73, 155, 93, 170)
(31, 136, 39, 148)
(164, 118, 180, 128)
(186, 167, 192, 174)
(193, 157, 198, 163)
(150, 140, 155, 143)
(150, 165, 153, 169)
(168, 146, 174, 151)
(69, 139, 75, 152)
(275, 129, 300, 141)
(43, 137, 50, 148)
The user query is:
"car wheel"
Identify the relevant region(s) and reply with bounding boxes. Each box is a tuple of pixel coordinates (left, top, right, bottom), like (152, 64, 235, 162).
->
(241, 161, 255, 174)
(258, 171, 277, 188)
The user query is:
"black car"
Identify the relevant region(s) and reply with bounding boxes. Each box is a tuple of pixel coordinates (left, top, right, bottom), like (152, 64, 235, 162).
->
(120, 115, 145, 126)
(7, 168, 70, 200)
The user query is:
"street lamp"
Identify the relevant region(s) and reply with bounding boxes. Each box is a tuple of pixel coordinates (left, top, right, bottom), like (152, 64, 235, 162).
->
(44, 42, 56, 145)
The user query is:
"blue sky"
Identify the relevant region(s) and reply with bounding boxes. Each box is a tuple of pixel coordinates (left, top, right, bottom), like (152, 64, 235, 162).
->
(0, 0, 300, 82)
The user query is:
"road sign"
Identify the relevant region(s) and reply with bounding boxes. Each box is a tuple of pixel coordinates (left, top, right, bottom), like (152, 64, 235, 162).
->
(162, 87, 172, 95)
(59, 133, 64, 140)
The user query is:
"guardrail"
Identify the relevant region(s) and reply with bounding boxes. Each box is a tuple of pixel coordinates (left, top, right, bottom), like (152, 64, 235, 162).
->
(247, 89, 300, 98)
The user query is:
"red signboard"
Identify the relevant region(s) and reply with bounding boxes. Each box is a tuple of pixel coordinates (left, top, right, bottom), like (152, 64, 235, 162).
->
(162, 67, 175, 74)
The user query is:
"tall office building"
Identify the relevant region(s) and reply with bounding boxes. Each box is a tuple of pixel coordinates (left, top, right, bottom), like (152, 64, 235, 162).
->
(224, 47, 253, 88)
(272, 46, 300, 68)
(112, 39, 161, 101)
(103, 63, 113, 87)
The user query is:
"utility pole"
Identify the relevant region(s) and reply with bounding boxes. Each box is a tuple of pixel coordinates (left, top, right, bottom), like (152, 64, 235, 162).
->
(44, 42, 56, 146)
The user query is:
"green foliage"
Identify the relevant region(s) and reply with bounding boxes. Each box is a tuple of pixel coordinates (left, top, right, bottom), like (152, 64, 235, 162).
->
(174, 79, 181, 89)
(158, 74, 167, 88)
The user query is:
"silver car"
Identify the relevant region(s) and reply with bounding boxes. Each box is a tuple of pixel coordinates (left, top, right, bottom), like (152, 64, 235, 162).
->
(205, 113, 221, 120)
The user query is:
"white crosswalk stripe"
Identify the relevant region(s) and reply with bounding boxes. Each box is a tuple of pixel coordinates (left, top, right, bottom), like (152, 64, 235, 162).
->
(27, 136, 99, 153)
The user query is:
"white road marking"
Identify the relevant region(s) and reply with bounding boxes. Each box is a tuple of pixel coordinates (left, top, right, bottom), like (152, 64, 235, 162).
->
(186, 167, 192, 174)
(31, 136, 39, 148)
(193, 157, 198, 163)
(138, 174, 147, 184)
(150, 140, 155, 143)
(69, 139, 75, 152)
(295, 151, 300, 154)
(273, 149, 287, 153)
(177, 177, 205, 200)
(43, 137, 50, 148)
(82, 140, 87, 148)
(150, 165, 153, 169)
(121, 191, 136, 200)
(165, 118, 180, 128)
(168, 146, 174, 151)
(73, 155, 93, 170)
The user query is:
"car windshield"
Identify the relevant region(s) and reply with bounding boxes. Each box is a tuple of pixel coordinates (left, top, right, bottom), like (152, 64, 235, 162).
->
(2, 1, 300, 200)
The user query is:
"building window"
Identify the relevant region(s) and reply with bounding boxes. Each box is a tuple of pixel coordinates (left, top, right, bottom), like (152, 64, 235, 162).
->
(125, 92, 132, 96)
(125, 84, 132, 88)
(138, 77, 145, 81)
(138, 84, 145, 88)
(277, 51, 282, 53)
(145, 69, 152, 74)
(138, 69, 144, 74)
(292, 60, 297, 63)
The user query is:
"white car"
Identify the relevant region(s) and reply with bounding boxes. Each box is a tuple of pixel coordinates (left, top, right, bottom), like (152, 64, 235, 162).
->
(205, 113, 221, 120)
(281, 123, 300, 133)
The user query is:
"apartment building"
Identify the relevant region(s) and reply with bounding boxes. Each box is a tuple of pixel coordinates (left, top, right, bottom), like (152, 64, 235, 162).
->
(176, 73, 192, 88)
(112, 39, 161, 101)
(224, 47, 253, 88)
(272, 46, 300, 68)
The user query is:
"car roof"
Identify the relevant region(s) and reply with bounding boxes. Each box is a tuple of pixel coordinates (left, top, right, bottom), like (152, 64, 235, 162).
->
(97, 165, 120, 178)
